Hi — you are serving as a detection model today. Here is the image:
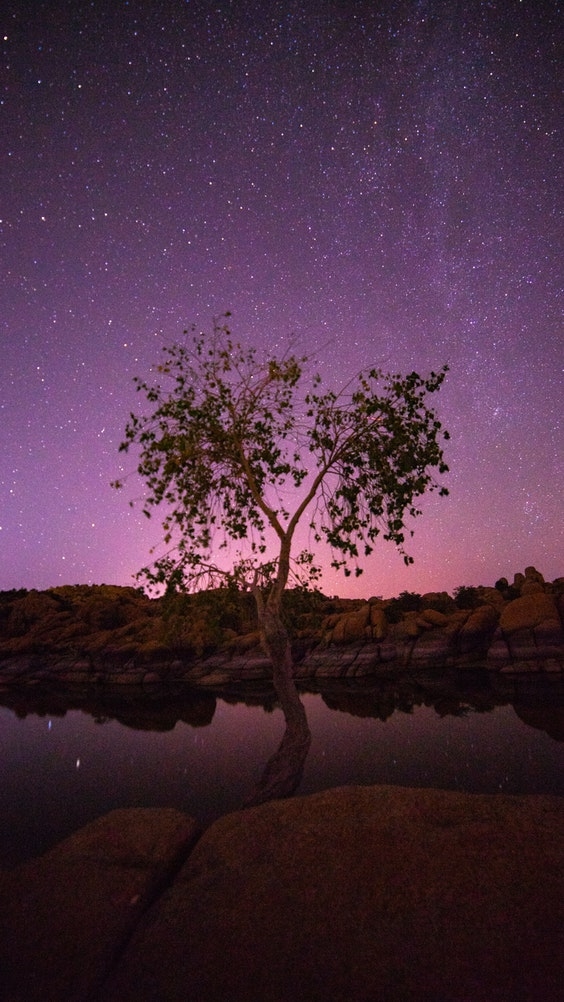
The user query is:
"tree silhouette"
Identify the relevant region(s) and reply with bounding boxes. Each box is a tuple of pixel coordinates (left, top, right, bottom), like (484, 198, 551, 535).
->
(114, 316, 449, 803)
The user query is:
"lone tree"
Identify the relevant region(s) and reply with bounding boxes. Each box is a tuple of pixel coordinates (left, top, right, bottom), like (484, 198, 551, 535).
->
(114, 316, 449, 802)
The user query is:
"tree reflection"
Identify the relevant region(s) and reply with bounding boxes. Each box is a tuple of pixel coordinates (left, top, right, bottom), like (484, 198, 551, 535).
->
(243, 688, 312, 807)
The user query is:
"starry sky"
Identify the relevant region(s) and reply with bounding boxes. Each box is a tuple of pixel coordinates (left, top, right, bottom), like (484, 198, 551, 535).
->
(1, 0, 562, 600)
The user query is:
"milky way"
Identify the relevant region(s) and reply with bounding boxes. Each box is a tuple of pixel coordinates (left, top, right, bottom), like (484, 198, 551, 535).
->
(1, 0, 562, 599)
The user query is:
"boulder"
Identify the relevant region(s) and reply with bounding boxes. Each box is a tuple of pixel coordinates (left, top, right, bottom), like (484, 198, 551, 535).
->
(5, 590, 61, 636)
(524, 565, 545, 584)
(417, 607, 449, 628)
(369, 603, 388, 639)
(294, 643, 365, 679)
(500, 592, 560, 634)
(477, 586, 505, 609)
(195, 670, 232, 686)
(409, 629, 451, 666)
(142, 671, 162, 684)
(520, 580, 545, 596)
(329, 605, 371, 644)
(420, 591, 457, 613)
(0, 808, 200, 1002)
(487, 627, 512, 667)
(457, 603, 499, 657)
(394, 611, 421, 639)
(226, 629, 262, 653)
(102, 787, 564, 1002)
(496, 593, 563, 669)
(110, 671, 146, 684)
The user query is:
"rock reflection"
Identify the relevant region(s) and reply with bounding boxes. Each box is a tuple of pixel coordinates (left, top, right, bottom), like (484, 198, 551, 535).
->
(302, 672, 563, 742)
(513, 705, 564, 741)
(0, 672, 562, 746)
(0, 684, 216, 730)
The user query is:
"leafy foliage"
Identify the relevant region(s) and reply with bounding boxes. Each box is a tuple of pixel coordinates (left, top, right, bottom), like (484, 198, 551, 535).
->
(113, 316, 450, 594)
(384, 590, 423, 622)
(453, 585, 482, 610)
(160, 586, 257, 655)
(0, 588, 29, 603)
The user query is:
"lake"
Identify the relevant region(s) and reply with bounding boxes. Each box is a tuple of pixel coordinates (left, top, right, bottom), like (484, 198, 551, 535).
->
(1, 673, 562, 867)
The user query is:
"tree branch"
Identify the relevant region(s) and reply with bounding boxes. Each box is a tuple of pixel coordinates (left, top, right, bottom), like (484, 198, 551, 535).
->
(226, 399, 287, 542)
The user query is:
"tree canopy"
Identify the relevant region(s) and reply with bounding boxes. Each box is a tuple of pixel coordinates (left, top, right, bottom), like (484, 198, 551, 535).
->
(113, 316, 450, 595)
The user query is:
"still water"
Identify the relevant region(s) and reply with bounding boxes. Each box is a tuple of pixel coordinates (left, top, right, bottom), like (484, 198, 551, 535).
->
(1, 676, 562, 867)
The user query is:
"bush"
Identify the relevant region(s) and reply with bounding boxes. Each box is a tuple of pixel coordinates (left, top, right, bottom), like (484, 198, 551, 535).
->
(384, 591, 422, 623)
(397, 591, 423, 611)
(160, 587, 258, 655)
(282, 587, 326, 632)
(0, 588, 28, 604)
(453, 586, 481, 610)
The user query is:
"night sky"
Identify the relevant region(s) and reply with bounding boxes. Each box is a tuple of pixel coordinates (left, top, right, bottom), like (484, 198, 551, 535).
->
(2, 0, 562, 600)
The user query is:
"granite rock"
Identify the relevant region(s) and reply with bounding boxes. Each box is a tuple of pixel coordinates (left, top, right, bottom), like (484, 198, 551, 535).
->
(101, 787, 564, 1001)
(0, 808, 201, 1002)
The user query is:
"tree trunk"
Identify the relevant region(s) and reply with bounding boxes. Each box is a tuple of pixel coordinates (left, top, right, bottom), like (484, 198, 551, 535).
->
(244, 584, 311, 807)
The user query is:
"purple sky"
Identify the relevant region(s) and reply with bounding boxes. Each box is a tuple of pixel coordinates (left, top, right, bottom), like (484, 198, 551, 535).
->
(1, 0, 562, 600)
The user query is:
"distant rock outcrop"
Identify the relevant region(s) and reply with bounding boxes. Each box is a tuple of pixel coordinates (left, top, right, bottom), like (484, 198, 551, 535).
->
(0, 567, 562, 687)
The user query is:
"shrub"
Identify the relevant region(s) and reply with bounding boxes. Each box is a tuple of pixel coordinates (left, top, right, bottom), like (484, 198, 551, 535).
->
(453, 585, 481, 609)
(384, 591, 422, 623)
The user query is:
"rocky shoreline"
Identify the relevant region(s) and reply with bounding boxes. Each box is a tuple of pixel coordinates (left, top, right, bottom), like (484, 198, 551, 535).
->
(1, 566, 562, 688)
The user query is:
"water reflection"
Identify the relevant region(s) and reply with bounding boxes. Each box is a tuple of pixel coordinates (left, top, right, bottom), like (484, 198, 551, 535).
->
(1, 672, 562, 867)
(1, 671, 562, 741)
(0, 684, 217, 731)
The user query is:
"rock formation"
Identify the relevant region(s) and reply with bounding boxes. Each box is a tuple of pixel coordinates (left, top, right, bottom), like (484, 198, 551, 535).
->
(0, 567, 562, 687)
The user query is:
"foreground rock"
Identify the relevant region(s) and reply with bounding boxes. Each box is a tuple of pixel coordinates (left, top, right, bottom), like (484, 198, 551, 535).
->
(1, 787, 562, 1001)
(0, 809, 201, 1002)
